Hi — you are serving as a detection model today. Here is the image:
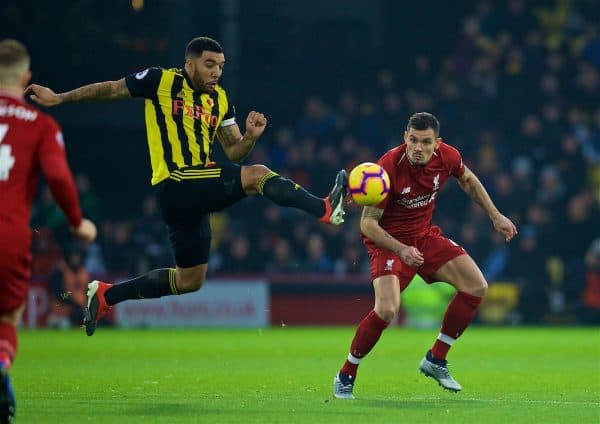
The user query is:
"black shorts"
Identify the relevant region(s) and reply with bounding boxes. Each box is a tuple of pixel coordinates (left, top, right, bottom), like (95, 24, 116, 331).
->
(155, 162, 246, 267)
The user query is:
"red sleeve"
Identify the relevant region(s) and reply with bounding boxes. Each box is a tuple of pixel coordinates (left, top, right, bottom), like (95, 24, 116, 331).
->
(445, 143, 465, 178)
(37, 117, 82, 228)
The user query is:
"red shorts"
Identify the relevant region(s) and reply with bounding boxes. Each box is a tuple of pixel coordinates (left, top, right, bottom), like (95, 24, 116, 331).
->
(367, 226, 466, 292)
(0, 250, 31, 314)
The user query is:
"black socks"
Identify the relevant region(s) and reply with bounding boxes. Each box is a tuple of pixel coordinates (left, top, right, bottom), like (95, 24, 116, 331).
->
(104, 268, 177, 306)
(258, 171, 325, 217)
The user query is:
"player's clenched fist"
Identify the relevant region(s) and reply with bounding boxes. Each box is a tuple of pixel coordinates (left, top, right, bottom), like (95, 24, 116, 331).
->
(245, 111, 267, 138)
(72, 218, 97, 244)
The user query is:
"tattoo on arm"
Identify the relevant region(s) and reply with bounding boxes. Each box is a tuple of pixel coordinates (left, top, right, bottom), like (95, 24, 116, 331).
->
(361, 206, 384, 221)
(60, 79, 131, 103)
(360, 207, 403, 253)
(217, 124, 243, 148)
(217, 124, 254, 163)
(463, 180, 484, 207)
(383, 232, 396, 242)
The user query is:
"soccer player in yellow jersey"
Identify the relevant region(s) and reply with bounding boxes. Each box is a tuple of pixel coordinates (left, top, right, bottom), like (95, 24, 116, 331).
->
(26, 37, 347, 335)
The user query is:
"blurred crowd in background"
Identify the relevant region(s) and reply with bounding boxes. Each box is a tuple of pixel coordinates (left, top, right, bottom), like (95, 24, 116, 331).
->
(11, 0, 599, 325)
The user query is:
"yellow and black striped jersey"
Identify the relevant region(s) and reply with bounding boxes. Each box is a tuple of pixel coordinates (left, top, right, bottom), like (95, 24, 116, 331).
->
(125, 67, 236, 185)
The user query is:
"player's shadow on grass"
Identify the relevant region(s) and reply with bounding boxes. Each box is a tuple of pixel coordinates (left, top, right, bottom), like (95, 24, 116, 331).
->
(358, 398, 488, 409)
(123, 403, 377, 418)
(123, 403, 204, 417)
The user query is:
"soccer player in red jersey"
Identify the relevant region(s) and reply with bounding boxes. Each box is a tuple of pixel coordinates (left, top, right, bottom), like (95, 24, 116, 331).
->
(333, 112, 517, 398)
(0, 39, 97, 422)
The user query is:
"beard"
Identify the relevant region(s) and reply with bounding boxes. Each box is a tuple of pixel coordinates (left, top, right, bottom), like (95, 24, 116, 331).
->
(409, 152, 428, 165)
(188, 70, 213, 93)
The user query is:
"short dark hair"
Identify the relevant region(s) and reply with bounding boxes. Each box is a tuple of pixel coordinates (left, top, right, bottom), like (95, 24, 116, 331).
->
(185, 37, 223, 58)
(407, 112, 440, 136)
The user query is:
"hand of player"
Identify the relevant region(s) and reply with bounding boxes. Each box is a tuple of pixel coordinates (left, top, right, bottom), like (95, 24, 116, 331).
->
(24, 84, 62, 106)
(397, 245, 424, 268)
(245, 111, 267, 139)
(492, 213, 517, 242)
(72, 218, 97, 244)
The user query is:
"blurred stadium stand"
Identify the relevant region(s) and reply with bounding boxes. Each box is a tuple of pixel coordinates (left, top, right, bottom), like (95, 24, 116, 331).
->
(3, 0, 598, 326)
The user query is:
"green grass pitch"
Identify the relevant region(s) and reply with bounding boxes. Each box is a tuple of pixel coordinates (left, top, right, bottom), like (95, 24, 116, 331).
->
(13, 327, 600, 423)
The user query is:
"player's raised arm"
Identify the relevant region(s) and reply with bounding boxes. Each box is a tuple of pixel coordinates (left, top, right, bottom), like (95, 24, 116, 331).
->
(216, 111, 267, 163)
(457, 166, 517, 242)
(25, 78, 131, 106)
(360, 206, 424, 267)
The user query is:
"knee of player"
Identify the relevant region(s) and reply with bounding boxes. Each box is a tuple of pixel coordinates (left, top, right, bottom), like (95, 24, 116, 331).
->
(0, 306, 24, 326)
(176, 275, 205, 293)
(374, 306, 397, 322)
(469, 280, 488, 297)
(242, 164, 272, 189)
(477, 280, 489, 297)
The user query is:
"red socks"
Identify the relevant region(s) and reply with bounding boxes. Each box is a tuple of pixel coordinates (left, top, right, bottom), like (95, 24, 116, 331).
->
(341, 310, 390, 377)
(432, 291, 482, 360)
(0, 323, 17, 370)
(339, 291, 482, 377)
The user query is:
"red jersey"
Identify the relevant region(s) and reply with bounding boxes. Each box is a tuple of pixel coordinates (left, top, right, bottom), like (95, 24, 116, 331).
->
(364, 141, 465, 245)
(0, 92, 81, 253)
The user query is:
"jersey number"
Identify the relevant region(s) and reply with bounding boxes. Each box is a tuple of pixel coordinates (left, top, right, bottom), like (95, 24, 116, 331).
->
(0, 124, 16, 181)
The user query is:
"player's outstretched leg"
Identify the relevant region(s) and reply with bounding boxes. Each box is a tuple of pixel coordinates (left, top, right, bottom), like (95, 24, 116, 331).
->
(319, 169, 348, 225)
(419, 350, 462, 392)
(0, 364, 15, 424)
(257, 167, 348, 225)
(83, 280, 113, 336)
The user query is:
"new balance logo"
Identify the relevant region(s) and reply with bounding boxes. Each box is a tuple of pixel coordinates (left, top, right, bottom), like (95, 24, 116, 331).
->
(402, 186, 411, 194)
